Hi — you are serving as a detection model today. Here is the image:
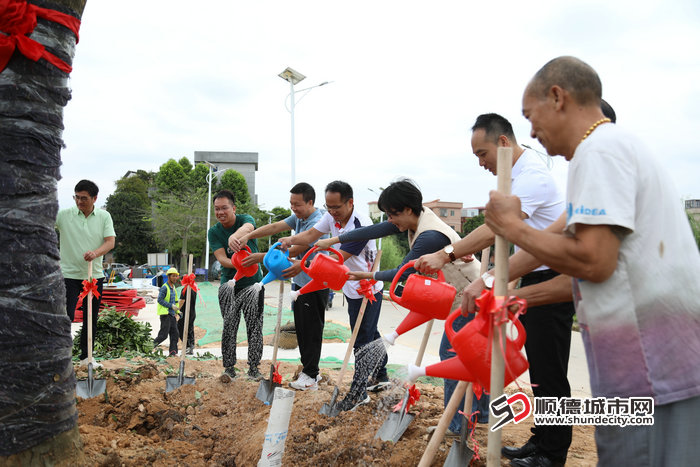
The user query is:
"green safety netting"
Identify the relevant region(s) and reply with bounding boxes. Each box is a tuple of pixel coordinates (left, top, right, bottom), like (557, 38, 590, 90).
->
(188, 282, 350, 346)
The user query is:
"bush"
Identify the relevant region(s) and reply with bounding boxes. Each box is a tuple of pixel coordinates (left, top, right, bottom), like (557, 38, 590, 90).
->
(73, 307, 154, 359)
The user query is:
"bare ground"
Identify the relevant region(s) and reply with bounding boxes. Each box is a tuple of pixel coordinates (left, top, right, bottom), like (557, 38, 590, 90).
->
(74, 353, 597, 466)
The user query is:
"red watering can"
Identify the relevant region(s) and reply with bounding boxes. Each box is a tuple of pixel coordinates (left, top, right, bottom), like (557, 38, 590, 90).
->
(293, 246, 349, 298)
(384, 260, 456, 345)
(408, 289, 528, 389)
(230, 245, 259, 282)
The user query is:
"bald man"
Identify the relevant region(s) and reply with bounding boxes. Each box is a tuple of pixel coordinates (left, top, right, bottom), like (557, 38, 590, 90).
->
(484, 56, 700, 466)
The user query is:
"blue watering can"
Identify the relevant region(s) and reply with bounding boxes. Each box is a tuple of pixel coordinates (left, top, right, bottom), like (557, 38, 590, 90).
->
(260, 242, 293, 285)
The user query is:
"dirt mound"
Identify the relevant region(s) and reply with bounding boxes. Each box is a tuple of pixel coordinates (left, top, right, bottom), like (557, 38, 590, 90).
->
(75, 357, 596, 466)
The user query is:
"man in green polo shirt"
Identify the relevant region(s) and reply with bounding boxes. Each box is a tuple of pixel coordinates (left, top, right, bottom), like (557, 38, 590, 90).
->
(207, 189, 264, 380)
(55, 179, 115, 364)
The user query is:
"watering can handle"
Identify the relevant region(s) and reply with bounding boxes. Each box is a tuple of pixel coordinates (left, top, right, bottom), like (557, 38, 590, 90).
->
(264, 242, 290, 270)
(269, 242, 289, 257)
(511, 316, 527, 348)
(389, 260, 446, 303)
(444, 308, 462, 342)
(299, 245, 344, 274)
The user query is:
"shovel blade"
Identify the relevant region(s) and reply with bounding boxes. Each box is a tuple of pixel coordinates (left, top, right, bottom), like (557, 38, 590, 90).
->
(256, 378, 281, 405)
(165, 375, 195, 393)
(375, 411, 415, 443)
(319, 386, 340, 416)
(443, 439, 475, 467)
(76, 363, 107, 399)
(75, 378, 107, 399)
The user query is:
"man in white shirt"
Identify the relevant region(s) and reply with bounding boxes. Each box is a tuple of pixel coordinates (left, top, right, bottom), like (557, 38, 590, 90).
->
(416, 114, 574, 466)
(281, 180, 385, 411)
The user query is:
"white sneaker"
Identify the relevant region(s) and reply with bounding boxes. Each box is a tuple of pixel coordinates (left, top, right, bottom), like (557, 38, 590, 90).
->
(289, 372, 318, 391)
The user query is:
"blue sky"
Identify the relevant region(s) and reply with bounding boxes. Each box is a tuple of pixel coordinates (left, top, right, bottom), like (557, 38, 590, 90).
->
(59, 0, 700, 214)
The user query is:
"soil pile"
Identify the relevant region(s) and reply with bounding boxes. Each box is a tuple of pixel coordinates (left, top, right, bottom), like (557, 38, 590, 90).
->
(75, 357, 596, 466)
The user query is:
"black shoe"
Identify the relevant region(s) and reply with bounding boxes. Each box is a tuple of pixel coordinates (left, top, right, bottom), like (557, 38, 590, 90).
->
(219, 367, 236, 383)
(247, 368, 263, 381)
(510, 454, 564, 467)
(502, 441, 537, 460)
(186, 347, 194, 355)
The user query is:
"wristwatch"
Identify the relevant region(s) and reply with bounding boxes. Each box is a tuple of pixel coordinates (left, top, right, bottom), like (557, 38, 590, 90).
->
(481, 272, 495, 289)
(443, 245, 456, 262)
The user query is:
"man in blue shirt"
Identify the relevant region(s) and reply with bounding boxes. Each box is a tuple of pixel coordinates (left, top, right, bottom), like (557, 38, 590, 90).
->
(232, 182, 329, 391)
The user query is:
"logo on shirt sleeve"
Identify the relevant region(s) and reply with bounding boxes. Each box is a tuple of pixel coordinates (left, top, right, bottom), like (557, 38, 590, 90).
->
(568, 203, 607, 221)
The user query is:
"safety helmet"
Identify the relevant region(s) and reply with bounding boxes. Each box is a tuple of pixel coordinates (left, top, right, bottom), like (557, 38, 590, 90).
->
(166, 267, 179, 276)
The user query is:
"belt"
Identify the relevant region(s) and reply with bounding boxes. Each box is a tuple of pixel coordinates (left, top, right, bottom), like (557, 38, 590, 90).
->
(521, 268, 559, 284)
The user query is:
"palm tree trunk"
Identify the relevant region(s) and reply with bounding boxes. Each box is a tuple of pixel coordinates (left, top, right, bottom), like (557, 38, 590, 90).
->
(0, 0, 86, 462)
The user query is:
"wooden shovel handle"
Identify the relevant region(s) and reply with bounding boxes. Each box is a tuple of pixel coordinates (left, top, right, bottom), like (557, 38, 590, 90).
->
(87, 260, 93, 362)
(180, 254, 194, 365)
(418, 380, 468, 467)
(271, 280, 285, 365)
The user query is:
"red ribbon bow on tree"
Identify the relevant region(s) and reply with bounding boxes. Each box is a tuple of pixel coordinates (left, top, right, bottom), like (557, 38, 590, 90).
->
(0, 0, 81, 74)
(355, 279, 377, 302)
(181, 273, 199, 293)
(78, 278, 100, 302)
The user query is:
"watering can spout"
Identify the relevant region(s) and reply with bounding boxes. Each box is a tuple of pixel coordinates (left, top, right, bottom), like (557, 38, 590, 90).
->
(383, 331, 399, 345)
(424, 355, 475, 382)
(407, 364, 425, 382)
(296, 278, 328, 297)
(261, 272, 278, 286)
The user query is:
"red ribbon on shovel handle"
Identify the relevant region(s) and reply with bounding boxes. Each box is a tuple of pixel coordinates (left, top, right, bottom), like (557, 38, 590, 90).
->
(356, 279, 377, 302)
(272, 362, 282, 384)
(78, 278, 100, 302)
(181, 273, 199, 292)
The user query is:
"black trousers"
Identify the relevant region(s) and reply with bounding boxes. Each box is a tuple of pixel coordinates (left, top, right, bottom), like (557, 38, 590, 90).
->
(292, 284, 328, 379)
(154, 314, 179, 354)
(519, 269, 575, 463)
(177, 307, 196, 348)
(65, 277, 104, 360)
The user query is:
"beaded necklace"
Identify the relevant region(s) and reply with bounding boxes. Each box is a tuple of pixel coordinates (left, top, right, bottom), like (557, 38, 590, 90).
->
(580, 118, 611, 142)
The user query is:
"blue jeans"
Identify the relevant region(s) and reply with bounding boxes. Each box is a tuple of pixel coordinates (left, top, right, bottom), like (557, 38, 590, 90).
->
(439, 313, 490, 432)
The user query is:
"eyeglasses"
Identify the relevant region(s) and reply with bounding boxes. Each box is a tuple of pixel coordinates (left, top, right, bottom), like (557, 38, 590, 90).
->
(323, 200, 348, 211)
(73, 195, 92, 202)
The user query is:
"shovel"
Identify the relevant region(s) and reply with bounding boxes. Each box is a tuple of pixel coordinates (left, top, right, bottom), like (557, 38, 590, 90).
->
(76, 260, 107, 399)
(375, 318, 434, 442)
(320, 251, 382, 417)
(166, 255, 196, 393)
(444, 383, 475, 466)
(256, 280, 285, 404)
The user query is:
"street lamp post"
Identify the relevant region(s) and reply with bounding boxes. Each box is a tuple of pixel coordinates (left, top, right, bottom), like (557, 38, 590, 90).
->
(278, 67, 330, 186)
(203, 162, 217, 281)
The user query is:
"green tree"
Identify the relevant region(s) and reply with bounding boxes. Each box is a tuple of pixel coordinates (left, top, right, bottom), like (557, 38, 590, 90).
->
(219, 170, 250, 205)
(155, 158, 188, 193)
(462, 213, 485, 235)
(152, 186, 208, 272)
(688, 213, 700, 250)
(105, 191, 157, 264)
(115, 176, 150, 206)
